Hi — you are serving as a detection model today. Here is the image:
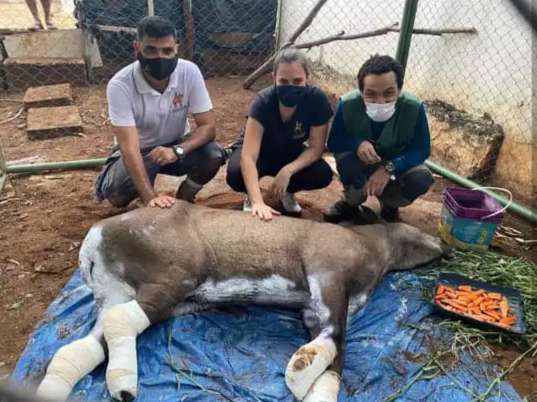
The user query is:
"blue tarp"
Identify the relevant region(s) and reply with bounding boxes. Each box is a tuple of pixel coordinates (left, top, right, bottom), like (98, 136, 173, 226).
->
(12, 269, 522, 402)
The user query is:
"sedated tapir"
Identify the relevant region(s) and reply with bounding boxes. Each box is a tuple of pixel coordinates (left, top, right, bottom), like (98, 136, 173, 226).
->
(36, 200, 450, 402)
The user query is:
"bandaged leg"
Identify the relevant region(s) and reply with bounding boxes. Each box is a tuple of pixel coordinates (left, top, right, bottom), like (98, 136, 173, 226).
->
(36, 335, 105, 401)
(103, 300, 150, 401)
(303, 370, 341, 402)
(285, 336, 337, 400)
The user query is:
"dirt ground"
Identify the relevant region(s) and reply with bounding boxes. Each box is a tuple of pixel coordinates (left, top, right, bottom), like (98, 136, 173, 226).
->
(0, 76, 536, 399)
(0, 0, 76, 32)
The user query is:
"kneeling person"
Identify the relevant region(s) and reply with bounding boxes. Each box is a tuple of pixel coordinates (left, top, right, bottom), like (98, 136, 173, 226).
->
(325, 55, 434, 223)
(226, 49, 333, 221)
(96, 16, 224, 209)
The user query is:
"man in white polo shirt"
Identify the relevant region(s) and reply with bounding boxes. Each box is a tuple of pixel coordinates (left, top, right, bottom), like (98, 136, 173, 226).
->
(96, 16, 224, 209)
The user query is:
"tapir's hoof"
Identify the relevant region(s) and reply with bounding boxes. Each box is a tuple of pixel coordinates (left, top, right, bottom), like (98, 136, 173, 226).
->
(285, 338, 336, 400)
(120, 391, 135, 402)
(303, 370, 341, 402)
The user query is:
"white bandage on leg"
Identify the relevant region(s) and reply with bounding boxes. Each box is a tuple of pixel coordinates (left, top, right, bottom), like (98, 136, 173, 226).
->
(303, 370, 341, 402)
(285, 336, 337, 400)
(36, 335, 105, 401)
(103, 300, 150, 401)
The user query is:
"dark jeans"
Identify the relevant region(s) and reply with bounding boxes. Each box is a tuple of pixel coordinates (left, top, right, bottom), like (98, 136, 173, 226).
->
(226, 146, 333, 194)
(335, 151, 434, 208)
(95, 141, 224, 207)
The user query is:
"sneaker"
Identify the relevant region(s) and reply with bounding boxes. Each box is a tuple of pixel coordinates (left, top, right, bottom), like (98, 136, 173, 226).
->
(281, 192, 302, 216)
(243, 196, 252, 212)
(380, 206, 400, 222)
(324, 200, 379, 224)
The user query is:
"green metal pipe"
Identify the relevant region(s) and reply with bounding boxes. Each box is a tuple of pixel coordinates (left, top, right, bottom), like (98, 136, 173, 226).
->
(426, 159, 537, 224)
(396, 0, 419, 74)
(6, 158, 107, 174)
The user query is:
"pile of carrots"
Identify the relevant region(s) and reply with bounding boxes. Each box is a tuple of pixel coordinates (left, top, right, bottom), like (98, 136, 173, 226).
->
(434, 284, 517, 329)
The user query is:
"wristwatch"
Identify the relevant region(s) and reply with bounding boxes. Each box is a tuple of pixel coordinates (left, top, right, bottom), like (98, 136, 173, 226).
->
(383, 161, 396, 181)
(173, 145, 185, 159)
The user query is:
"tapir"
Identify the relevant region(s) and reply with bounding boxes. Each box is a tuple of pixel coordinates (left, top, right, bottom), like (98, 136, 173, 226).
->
(36, 200, 450, 402)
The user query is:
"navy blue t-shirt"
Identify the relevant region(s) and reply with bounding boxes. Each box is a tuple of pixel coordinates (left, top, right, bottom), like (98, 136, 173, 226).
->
(246, 85, 333, 158)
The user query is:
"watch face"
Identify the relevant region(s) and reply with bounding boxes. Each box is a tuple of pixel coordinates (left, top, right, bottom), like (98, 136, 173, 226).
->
(174, 146, 184, 156)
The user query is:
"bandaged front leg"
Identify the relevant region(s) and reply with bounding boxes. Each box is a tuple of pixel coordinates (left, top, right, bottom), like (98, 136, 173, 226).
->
(285, 336, 337, 400)
(303, 370, 341, 402)
(103, 300, 150, 401)
(36, 335, 105, 401)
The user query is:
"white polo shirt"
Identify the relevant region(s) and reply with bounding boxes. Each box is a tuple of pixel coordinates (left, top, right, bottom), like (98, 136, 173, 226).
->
(106, 58, 213, 150)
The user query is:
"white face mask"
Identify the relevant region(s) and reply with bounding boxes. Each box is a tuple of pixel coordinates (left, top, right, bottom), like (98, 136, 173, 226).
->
(365, 101, 396, 122)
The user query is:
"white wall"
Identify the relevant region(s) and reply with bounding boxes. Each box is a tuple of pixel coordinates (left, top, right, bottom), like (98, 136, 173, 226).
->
(279, 0, 532, 141)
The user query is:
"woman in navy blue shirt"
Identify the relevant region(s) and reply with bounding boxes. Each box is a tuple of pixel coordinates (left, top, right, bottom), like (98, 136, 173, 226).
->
(226, 49, 333, 221)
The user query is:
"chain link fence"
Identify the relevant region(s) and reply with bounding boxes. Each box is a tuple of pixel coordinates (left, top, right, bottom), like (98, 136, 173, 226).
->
(0, 0, 534, 200)
(0, 0, 279, 89)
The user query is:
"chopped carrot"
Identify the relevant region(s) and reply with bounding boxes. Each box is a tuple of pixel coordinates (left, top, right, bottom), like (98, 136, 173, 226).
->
(499, 297, 509, 318)
(437, 285, 448, 295)
(434, 283, 517, 329)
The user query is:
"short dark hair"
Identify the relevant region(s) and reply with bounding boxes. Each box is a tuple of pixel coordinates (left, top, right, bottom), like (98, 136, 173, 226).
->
(273, 48, 310, 77)
(357, 55, 404, 91)
(137, 16, 176, 41)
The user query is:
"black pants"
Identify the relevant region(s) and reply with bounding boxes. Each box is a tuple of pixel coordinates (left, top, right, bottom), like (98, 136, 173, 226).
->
(226, 146, 333, 194)
(96, 141, 224, 207)
(335, 151, 434, 207)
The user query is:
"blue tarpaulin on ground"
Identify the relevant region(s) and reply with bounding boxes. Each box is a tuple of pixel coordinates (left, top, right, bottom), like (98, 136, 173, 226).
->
(12, 269, 522, 401)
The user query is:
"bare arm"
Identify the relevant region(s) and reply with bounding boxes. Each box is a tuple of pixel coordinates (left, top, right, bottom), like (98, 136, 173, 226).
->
(270, 122, 329, 199)
(285, 122, 329, 174)
(240, 117, 281, 221)
(114, 126, 156, 204)
(240, 117, 264, 205)
(180, 110, 216, 154)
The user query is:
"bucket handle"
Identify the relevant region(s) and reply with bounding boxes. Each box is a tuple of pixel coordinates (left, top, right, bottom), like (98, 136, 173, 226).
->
(471, 186, 513, 220)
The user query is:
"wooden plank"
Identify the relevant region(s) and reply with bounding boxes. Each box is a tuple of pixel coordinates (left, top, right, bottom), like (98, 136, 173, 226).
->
(23, 83, 73, 109)
(26, 105, 83, 140)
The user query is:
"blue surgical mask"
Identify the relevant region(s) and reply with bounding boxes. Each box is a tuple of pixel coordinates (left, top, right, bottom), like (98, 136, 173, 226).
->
(276, 85, 307, 107)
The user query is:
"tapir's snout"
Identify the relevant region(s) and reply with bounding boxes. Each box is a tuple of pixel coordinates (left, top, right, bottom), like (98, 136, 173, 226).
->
(440, 240, 455, 259)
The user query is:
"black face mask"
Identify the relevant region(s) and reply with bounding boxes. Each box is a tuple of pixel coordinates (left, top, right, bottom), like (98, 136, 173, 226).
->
(275, 84, 307, 107)
(137, 53, 178, 81)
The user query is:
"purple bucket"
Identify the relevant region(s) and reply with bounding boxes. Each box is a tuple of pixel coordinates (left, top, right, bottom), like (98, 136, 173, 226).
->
(442, 187, 505, 223)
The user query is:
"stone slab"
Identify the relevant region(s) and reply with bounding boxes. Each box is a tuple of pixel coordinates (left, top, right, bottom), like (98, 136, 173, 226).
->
(26, 105, 82, 139)
(4, 57, 87, 91)
(23, 83, 73, 109)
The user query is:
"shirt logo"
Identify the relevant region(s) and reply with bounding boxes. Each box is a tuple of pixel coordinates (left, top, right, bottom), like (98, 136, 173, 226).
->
(173, 93, 184, 108)
(292, 121, 306, 139)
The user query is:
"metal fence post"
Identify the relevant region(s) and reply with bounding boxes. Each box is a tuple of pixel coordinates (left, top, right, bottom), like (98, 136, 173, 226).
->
(396, 0, 419, 76)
